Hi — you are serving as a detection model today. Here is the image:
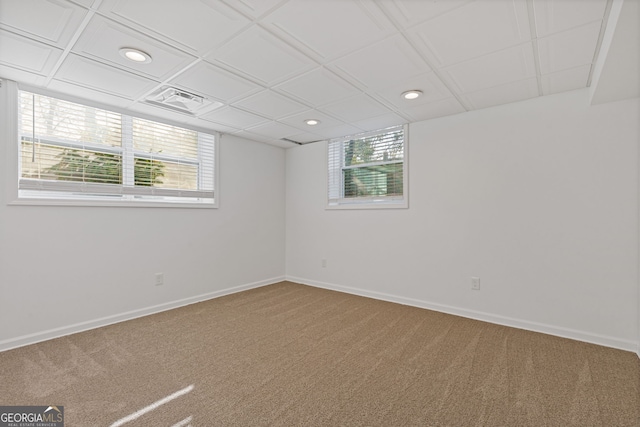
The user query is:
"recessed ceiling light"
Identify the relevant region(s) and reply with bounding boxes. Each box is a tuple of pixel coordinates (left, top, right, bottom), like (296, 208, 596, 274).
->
(402, 90, 422, 100)
(119, 47, 152, 64)
(305, 119, 320, 126)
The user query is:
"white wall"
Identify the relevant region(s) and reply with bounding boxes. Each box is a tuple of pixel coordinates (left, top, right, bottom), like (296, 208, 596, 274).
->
(286, 89, 639, 352)
(1, 86, 637, 356)
(0, 133, 286, 350)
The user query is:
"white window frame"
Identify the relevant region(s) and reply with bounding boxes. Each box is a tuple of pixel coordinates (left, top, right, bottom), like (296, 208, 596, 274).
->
(326, 124, 409, 210)
(2, 80, 219, 208)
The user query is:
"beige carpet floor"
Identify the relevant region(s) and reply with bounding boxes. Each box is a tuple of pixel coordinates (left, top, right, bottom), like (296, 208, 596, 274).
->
(0, 281, 638, 426)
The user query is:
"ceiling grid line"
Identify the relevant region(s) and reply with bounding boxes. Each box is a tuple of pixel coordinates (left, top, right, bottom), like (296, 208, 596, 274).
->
(0, 0, 617, 148)
(131, 58, 205, 104)
(398, 31, 471, 112)
(526, 0, 545, 96)
(374, 2, 471, 113)
(586, 0, 614, 87)
(43, 0, 102, 86)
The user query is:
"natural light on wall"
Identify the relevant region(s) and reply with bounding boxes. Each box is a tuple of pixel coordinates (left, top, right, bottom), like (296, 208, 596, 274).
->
(327, 125, 408, 209)
(13, 88, 217, 207)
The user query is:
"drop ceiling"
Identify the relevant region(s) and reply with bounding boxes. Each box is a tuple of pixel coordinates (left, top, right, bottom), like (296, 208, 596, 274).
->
(0, 0, 615, 148)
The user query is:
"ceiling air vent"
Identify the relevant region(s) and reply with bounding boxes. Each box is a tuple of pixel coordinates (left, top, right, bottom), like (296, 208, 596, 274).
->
(145, 86, 222, 116)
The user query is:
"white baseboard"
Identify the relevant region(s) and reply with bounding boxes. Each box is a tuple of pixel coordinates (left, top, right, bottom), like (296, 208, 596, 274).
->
(0, 276, 285, 353)
(287, 276, 638, 354)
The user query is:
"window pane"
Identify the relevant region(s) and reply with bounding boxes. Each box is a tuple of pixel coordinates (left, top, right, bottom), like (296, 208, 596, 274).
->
(133, 118, 198, 159)
(344, 129, 404, 166)
(21, 141, 122, 184)
(343, 163, 403, 198)
(17, 88, 216, 206)
(134, 158, 197, 190)
(20, 92, 121, 148)
(328, 125, 406, 207)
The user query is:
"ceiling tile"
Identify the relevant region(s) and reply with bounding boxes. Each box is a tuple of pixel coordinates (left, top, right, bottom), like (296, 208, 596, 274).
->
(170, 61, 262, 104)
(187, 117, 240, 134)
(47, 78, 134, 108)
(541, 65, 591, 95)
(403, 97, 466, 122)
(69, 0, 93, 7)
(534, 0, 607, 37)
(98, 0, 250, 54)
(538, 21, 602, 74)
(319, 94, 391, 123)
(352, 112, 407, 133)
(274, 67, 360, 107)
(232, 130, 299, 148)
(329, 35, 430, 90)
(378, 0, 472, 30)
(221, 0, 287, 19)
(313, 123, 363, 140)
(278, 110, 344, 132)
(0, 65, 47, 86)
(231, 130, 277, 143)
(72, 15, 197, 80)
(188, 117, 240, 133)
(462, 78, 539, 110)
(261, 0, 394, 61)
(199, 106, 269, 129)
(209, 26, 315, 86)
(0, 0, 88, 47)
(0, 0, 613, 146)
(54, 54, 159, 99)
(233, 90, 307, 120)
(408, 0, 531, 67)
(244, 121, 302, 139)
(126, 101, 197, 125)
(0, 30, 63, 74)
(442, 43, 536, 94)
(376, 71, 454, 110)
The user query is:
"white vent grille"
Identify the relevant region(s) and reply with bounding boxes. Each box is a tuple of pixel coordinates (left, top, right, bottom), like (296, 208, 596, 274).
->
(145, 87, 222, 116)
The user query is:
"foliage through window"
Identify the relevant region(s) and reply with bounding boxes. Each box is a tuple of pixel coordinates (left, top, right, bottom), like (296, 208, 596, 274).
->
(17, 91, 216, 206)
(328, 125, 407, 208)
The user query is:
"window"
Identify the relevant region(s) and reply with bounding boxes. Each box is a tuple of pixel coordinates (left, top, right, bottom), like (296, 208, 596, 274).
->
(14, 89, 216, 207)
(327, 125, 408, 209)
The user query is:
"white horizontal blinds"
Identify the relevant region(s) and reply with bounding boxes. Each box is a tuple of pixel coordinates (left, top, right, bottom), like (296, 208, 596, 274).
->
(328, 125, 404, 205)
(197, 132, 215, 195)
(128, 117, 214, 199)
(327, 138, 344, 202)
(19, 91, 123, 187)
(18, 90, 215, 204)
(132, 118, 199, 190)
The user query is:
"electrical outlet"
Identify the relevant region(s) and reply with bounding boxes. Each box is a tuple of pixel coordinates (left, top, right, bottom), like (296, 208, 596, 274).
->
(471, 277, 480, 290)
(321, 259, 327, 268)
(155, 273, 164, 286)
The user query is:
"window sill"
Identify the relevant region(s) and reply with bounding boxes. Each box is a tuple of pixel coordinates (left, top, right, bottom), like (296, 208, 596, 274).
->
(326, 200, 408, 210)
(8, 197, 217, 209)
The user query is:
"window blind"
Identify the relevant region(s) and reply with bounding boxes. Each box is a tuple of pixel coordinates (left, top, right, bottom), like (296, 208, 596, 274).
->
(18, 91, 215, 205)
(328, 125, 406, 207)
